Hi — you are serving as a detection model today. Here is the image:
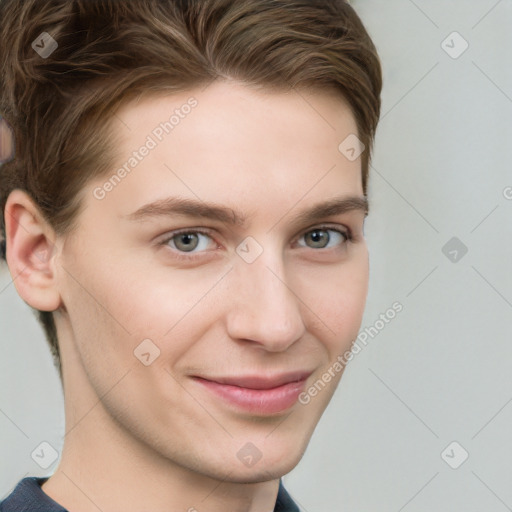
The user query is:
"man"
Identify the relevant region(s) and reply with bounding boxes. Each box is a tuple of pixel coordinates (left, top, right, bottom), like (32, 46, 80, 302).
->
(0, 0, 382, 510)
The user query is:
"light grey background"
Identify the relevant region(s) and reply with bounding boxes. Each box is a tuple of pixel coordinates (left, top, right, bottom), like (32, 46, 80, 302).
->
(1, 1, 512, 510)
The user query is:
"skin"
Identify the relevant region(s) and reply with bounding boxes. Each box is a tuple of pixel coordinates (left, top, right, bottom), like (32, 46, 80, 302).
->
(5, 79, 369, 512)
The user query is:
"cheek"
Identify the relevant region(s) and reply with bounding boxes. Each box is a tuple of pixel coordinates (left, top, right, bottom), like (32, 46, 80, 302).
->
(113, 266, 224, 340)
(77, 261, 224, 374)
(305, 254, 369, 351)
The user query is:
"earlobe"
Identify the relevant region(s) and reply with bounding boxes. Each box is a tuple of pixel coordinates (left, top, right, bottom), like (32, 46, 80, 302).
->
(4, 189, 62, 312)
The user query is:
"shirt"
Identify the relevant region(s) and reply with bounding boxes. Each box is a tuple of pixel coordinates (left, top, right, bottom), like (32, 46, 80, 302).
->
(0, 476, 300, 511)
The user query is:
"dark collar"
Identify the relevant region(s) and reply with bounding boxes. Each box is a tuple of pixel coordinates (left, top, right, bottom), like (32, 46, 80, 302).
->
(1, 476, 300, 512)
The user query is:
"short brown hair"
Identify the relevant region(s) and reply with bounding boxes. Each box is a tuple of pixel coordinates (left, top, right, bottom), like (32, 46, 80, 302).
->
(0, 0, 382, 380)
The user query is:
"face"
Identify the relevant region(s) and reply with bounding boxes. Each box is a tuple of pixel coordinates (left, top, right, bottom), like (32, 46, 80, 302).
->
(54, 79, 369, 483)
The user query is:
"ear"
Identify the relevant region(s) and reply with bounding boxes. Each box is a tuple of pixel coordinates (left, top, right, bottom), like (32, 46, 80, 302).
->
(4, 188, 62, 312)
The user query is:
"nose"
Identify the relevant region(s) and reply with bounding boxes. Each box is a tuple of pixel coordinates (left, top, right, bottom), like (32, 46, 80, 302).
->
(225, 244, 306, 352)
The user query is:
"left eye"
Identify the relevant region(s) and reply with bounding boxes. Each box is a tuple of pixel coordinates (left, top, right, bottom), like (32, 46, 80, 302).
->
(296, 227, 349, 249)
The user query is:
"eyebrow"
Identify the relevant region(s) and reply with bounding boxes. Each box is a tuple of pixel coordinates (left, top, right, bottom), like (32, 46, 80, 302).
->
(123, 195, 369, 227)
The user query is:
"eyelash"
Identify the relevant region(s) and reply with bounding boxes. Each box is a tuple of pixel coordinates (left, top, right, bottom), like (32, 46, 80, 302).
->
(158, 225, 353, 262)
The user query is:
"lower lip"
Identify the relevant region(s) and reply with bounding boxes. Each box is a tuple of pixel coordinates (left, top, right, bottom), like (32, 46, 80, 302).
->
(192, 377, 307, 415)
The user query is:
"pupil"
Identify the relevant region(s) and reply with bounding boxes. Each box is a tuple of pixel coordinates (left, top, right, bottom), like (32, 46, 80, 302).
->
(310, 230, 327, 247)
(177, 233, 197, 251)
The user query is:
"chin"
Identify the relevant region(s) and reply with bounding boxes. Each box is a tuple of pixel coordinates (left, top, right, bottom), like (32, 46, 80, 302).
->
(223, 461, 299, 485)
(229, 444, 307, 483)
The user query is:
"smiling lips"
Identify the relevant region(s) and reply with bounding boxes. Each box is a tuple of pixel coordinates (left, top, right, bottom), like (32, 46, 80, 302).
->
(191, 370, 313, 414)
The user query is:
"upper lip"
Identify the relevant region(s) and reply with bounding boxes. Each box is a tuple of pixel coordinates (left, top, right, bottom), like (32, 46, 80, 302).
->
(193, 370, 313, 390)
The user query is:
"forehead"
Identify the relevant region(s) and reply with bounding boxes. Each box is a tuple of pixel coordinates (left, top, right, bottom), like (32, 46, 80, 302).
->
(84, 79, 364, 227)
(120, 79, 358, 140)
